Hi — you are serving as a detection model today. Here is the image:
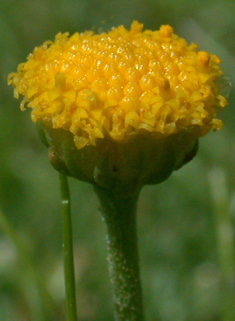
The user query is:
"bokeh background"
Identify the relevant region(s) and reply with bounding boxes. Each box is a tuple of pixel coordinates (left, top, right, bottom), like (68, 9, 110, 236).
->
(1, 0, 235, 320)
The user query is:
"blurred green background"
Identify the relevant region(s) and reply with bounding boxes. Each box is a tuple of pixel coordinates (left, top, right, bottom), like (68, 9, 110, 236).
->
(1, 0, 235, 320)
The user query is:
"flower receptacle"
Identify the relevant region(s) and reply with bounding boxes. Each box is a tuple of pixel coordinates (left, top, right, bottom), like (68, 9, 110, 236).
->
(39, 121, 198, 189)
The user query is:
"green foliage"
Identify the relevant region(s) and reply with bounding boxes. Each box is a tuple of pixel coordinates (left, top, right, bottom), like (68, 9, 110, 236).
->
(1, 0, 235, 320)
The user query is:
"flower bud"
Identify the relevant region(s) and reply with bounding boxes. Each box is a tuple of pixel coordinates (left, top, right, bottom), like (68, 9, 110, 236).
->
(8, 21, 227, 187)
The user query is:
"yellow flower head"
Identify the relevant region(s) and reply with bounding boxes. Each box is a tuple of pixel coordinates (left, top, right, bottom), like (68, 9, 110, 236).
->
(8, 21, 227, 150)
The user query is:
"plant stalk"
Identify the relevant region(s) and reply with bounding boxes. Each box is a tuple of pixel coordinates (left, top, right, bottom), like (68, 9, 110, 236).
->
(94, 184, 144, 321)
(60, 173, 77, 321)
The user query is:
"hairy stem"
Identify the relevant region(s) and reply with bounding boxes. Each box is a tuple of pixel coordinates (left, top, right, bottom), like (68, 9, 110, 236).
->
(94, 184, 144, 321)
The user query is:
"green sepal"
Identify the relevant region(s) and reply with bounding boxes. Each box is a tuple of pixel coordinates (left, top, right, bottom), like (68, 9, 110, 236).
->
(39, 122, 198, 188)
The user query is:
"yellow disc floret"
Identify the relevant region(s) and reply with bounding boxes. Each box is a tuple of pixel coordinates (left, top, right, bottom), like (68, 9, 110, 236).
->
(8, 21, 227, 149)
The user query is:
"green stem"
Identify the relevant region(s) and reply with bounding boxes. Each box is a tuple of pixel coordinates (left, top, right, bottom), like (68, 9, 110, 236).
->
(59, 173, 77, 321)
(94, 184, 144, 321)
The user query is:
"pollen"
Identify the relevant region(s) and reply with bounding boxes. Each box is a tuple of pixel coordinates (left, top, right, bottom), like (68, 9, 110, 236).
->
(8, 21, 227, 149)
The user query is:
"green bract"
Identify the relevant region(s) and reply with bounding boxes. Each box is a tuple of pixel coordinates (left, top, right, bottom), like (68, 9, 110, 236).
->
(38, 121, 198, 188)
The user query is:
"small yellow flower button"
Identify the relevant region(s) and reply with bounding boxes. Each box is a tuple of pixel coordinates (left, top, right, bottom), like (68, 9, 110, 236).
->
(8, 21, 227, 187)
